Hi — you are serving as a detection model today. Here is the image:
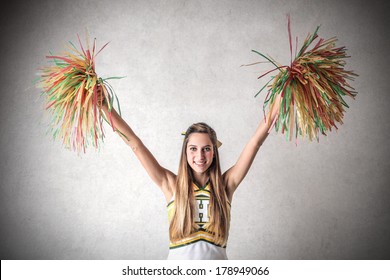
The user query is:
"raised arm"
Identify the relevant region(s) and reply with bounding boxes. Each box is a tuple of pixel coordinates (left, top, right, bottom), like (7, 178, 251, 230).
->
(100, 101, 176, 202)
(223, 95, 281, 200)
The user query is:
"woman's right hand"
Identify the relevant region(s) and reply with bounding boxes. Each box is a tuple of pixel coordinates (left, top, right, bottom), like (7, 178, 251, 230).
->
(96, 83, 107, 109)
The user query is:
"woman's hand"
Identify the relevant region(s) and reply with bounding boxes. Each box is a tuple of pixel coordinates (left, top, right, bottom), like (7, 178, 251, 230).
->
(96, 83, 106, 108)
(267, 93, 282, 129)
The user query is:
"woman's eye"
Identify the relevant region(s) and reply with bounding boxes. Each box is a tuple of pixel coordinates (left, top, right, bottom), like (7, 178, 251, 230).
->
(190, 147, 197, 151)
(204, 147, 211, 152)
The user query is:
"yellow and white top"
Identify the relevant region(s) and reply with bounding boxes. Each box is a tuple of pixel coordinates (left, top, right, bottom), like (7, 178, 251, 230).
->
(167, 182, 230, 260)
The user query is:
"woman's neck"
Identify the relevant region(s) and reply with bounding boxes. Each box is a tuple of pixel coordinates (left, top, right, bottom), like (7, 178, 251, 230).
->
(193, 172, 209, 187)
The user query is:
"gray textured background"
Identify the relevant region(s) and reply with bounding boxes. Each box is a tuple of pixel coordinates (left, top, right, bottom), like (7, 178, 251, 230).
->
(0, 0, 389, 259)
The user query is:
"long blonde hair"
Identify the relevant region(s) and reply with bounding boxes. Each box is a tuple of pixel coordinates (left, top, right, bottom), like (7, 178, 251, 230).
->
(169, 122, 230, 246)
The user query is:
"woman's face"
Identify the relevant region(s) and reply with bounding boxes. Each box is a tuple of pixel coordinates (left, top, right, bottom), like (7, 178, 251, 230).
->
(186, 133, 214, 174)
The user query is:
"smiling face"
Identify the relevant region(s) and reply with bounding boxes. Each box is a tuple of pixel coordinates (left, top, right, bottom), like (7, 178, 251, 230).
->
(186, 133, 215, 174)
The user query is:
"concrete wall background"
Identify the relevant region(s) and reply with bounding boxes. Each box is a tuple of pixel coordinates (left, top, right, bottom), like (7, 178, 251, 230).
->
(0, 0, 389, 259)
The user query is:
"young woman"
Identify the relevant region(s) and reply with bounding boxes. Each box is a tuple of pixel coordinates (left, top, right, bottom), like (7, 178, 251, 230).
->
(99, 88, 280, 260)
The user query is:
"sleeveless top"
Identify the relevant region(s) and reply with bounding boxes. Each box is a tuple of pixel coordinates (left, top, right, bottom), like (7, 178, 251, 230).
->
(167, 181, 231, 260)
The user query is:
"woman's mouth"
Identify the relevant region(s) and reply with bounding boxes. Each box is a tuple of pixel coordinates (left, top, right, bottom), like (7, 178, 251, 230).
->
(194, 161, 206, 167)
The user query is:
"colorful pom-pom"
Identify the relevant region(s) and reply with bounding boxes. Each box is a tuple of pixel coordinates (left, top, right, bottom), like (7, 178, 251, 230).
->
(37, 35, 123, 153)
(251, 17, 358, 142)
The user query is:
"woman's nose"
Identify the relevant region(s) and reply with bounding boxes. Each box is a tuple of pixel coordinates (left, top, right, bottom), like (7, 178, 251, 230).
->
(197, 150, 205, 158)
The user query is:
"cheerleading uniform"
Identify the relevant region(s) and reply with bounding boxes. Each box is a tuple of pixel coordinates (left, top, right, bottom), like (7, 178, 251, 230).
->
(167, 182, 230, 260)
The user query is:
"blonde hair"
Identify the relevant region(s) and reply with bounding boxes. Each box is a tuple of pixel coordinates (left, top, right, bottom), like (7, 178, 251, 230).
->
(169, 122, 230, 246)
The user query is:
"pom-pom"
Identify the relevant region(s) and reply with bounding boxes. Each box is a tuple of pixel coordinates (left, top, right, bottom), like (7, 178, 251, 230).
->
(37, 35, 123, 153)
(251, 17, 358, 142)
